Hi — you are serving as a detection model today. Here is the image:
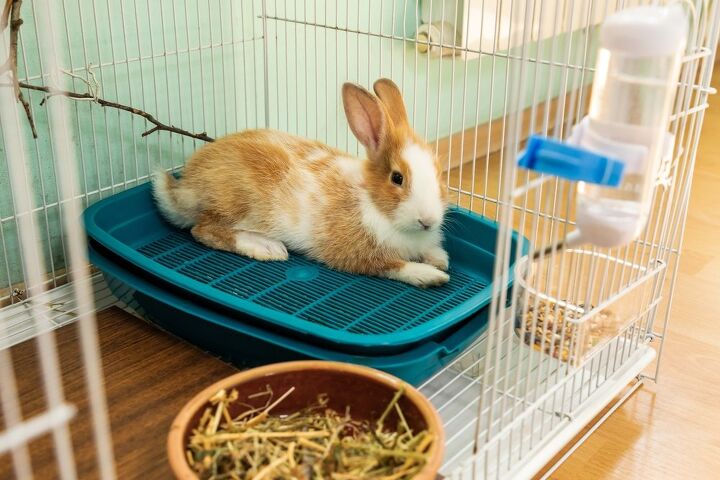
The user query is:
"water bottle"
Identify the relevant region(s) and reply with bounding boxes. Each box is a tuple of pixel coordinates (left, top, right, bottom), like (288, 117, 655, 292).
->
(572, 4, 688, 248)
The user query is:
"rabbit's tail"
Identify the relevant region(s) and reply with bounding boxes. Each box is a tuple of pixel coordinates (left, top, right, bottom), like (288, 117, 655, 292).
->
(151, 170, 199, 228)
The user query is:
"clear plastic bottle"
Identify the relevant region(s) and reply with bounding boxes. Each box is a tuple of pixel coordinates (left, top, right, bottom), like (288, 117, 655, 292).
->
(572, 5, 688, 248)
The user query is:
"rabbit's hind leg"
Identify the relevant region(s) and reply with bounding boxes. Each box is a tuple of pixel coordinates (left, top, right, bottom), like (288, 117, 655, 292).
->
(233, 230, 288, 261)
(191, 213, 288, 261)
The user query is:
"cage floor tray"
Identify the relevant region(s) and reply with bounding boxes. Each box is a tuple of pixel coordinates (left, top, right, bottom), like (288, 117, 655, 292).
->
(84, 182, 523, 354)
(90, 241, 491, 386)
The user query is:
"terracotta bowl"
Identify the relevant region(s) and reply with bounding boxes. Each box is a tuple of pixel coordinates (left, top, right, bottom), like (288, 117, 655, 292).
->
(167, 361, 445, 479)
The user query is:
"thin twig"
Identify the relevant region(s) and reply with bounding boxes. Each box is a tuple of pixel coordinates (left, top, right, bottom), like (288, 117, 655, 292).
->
(0, 0, 36, 138)
(17, 92, 35, 135)
(13, 81, 215, 142)
(0, 1, 213, 143)
(141, 126, 161, 137)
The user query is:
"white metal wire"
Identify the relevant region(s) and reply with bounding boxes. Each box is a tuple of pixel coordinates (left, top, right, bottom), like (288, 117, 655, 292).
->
(1, 0, 718, 478)
(0, 0, 117, 478)
(0, 28, 79, 480)
(34, 2, 116, 477)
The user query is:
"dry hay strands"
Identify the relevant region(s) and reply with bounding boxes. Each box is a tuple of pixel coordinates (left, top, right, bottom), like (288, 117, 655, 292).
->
(187, 386, 434, 480)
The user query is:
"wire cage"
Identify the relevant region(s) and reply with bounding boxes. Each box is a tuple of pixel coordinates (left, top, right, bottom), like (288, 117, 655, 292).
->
(0, 0, 718, 479)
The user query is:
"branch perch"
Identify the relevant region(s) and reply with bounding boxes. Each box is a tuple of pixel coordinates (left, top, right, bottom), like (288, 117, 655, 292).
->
(0, 0, 214, 143)
(1, 0, 37, 138)
(15, 81, 215, 142)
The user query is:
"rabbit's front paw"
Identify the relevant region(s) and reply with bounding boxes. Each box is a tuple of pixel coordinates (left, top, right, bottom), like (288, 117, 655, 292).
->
(387, 262, 450, 288)
(421, 246, 449, 271)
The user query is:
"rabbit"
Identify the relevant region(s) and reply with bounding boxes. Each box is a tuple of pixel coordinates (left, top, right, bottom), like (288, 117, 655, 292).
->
(152, 78, 450, 288)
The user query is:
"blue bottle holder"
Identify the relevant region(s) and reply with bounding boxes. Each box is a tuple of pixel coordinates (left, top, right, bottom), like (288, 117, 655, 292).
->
(518, 134, 625, 187)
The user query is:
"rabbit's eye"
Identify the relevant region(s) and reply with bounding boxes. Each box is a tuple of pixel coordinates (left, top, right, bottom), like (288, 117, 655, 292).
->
(391, 171, 404, 186)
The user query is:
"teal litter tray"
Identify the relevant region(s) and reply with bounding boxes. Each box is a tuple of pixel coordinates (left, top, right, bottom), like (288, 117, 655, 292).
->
(90, 241, 491, 386)
(84, 182, 525, 355)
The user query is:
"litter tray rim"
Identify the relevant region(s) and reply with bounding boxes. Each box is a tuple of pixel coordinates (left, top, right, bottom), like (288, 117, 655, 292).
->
(90, 236, 491, 358)
(83, 182, 523, 351)
(89, 242, 491, 386)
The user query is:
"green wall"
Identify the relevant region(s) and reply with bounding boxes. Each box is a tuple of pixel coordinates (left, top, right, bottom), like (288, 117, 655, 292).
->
(0, 0, 597, 292)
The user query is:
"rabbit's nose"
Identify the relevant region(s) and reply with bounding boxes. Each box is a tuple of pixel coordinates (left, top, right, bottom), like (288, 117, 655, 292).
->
(418, 218, 433, 230)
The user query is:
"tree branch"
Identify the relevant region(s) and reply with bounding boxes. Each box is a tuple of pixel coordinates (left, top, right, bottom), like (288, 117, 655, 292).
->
(0, 0, 214, 143)
(1, 0, 36, 138)
(15, 81, 215, 142)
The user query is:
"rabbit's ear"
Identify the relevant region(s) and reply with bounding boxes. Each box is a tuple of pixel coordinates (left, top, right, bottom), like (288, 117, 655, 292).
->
(342, 83, 387, 154)
(373, 78, 409, 130)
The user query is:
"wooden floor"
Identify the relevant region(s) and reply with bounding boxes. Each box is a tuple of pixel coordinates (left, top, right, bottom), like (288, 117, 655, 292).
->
(0, 307, 238, 479)
(2, 73, 720, 480)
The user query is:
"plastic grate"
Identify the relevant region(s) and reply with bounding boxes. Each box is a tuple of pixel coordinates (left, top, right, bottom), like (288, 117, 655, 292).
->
(136, 231, 490, 336)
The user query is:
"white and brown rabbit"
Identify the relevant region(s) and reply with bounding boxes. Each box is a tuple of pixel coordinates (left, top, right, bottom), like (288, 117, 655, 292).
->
(152, 78, 450, 287)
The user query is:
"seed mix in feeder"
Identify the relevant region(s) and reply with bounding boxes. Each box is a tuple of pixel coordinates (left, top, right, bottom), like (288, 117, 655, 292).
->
(516, 299, 618, 364)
